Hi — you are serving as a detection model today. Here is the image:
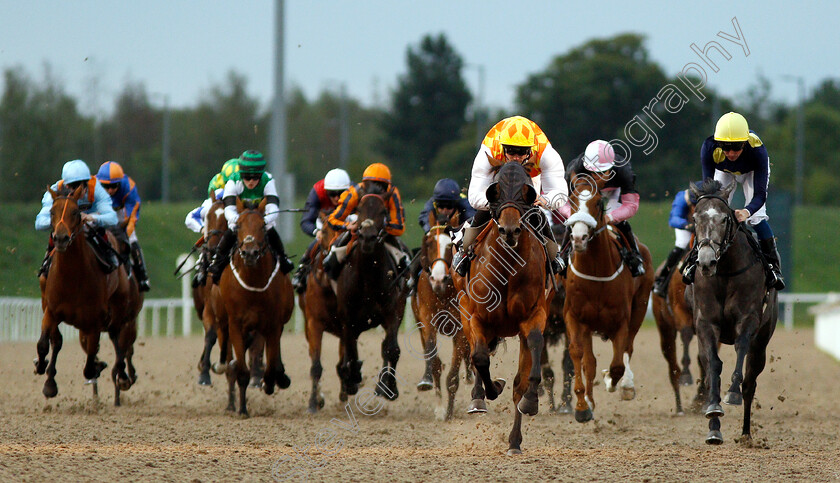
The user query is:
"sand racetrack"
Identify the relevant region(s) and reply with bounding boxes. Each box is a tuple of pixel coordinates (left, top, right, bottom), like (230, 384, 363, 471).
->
(1, 326, 838, 482)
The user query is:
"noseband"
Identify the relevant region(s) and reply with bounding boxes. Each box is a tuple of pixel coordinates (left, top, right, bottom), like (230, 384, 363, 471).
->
(694, 194, 737, 261)
(236, 210, 269, 259)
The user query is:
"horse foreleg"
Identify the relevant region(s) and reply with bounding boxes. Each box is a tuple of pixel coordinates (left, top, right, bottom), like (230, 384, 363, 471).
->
(740, 333, 770, 443)
(582, 329, 598, 417)
(305, 318, 326, 413)
(416, 317, 440, 394)
(214, 322, 230, 375)
(540, 342, 556, 413)
(516, 325, 544, 417)
(198, 324, 217, 386)
(656, 319, 684, 415)
(604, 324, 628, 393)
(508, 335, 533, 455)
(374, 317, 401, 401)
(696, 324, 724, 444)
(566, 317, 592, 423)
(226, 324, 250, 417)
(338, 327, 362, 397)
(679, 327, 695, 386)
(724, 326, 755, 406)
(262, 327, 289, 395)
(107, 325, 129, 407)
(557, 335, 574, 414)
(469, 316, 504, 402)
(444, 331, 467, 421)
(38, 314, 62, 398)
(248, 334, 266, 389)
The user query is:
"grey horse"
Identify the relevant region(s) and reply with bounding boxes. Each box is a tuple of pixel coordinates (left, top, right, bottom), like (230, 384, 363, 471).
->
(685, 179, 777, 445)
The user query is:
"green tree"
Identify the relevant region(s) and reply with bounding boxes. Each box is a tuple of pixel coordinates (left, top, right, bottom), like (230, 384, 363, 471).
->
(379, 33, 472, 197)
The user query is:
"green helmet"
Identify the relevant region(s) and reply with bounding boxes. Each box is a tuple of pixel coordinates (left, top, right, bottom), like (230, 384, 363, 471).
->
(238, 150, 266, 174)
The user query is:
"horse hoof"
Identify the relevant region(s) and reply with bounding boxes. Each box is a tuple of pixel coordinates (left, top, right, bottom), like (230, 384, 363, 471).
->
(238, 411, 250, 420)
(43, 380, 58, 398)
(620, 386, 636, 401)
(574, 408, 593, 423)
(493, 378, 506, 395)
(225, 404, 236, 412)
(249, 377, 261, 389)
(704, 404, 724, 419)
(307, 405, 319, 414)
(212, 363, 227, 375)
(517, 396, 539, 416)
(679, 372, 694, 386)
(118, 377, 132, 391)
(416, 379, 434, 392)
(198, 373, 212, 386)
(84, 378, 98, 385)
(723, 391, 743, 406)
(706, 430, 724, 445)
(506, 448, 522, 456)
(278, 373, 291, 389)
(467, 399, 487, 414)
(339, 390, 348, 402)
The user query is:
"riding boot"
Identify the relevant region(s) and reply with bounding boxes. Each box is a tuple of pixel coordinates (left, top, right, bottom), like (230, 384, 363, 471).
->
(291, 259, 310, 295)
(759, 238, 786, 290)
(266, 228, 295, 274)
(453, 225, 483, 277)
(130, 241, 151, 292)
(653, 247, 687, 296)
(681, 249, 698, 285)
(209, 229, 236, 284)
(537, 219, 564, 274)
(192, 252, 208, 288)
(37, 245, 52, 278)
(90, 228, 119, 273)
(615, 221, 645, 277)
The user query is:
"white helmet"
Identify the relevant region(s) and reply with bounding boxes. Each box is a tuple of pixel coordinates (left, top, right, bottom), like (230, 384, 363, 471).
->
(582, 140, 616, 173)
(324, 168, 351, 191)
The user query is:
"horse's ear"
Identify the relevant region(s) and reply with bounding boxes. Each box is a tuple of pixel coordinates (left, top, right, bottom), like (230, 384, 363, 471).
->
(71, 184, 84, 200)
(721, 181, 736, 200)
(427, 211, 435, 231)
(383, 186, 394, 203)
(236, 196, 244, 212)
(210, 190, 218, 202)
(522, 184, 537, 205)
(689, 181, 702, 199)
(449, 210, 460, 228)
(48, 186, 58, 200)
(485, 182, 500, 204)
(258, 197, 268, 214)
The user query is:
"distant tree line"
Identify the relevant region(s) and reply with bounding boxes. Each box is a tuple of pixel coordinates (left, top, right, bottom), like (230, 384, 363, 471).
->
(1, 33, 838, 204)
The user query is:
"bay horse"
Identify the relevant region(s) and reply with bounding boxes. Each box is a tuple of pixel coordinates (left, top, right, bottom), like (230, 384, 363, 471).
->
(563, 172, 654, 423)
(218, 198, 294, 417)
(334, 190, 408, 402)
(301, 211, 341, 413)
(686, 179, 777, 445)
(540, 224, 574, 414)
(652, 211, 705, 415)
(410, 211, 472, 421)
(459, 161, 551, 455)
(192, 196, 266, 388)
(36, 185, 141, 406)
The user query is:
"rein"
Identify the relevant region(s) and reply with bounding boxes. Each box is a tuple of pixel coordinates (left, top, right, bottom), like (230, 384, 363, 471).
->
(693, 193, 761, 277)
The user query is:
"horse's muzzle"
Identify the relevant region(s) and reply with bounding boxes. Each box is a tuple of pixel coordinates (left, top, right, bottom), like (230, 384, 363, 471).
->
(53, 234, 71, 252)
(697, 247, 718, 277)
(240, 248, 260, 266)
(497, 224, 521, 248)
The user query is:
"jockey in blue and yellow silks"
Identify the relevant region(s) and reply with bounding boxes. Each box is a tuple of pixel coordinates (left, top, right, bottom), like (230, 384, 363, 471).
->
(682, 112, 785, 290)
(97, 161, 150, 292)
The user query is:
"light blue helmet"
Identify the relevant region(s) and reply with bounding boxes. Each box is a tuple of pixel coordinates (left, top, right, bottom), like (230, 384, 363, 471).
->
(61, 160, 91, 184)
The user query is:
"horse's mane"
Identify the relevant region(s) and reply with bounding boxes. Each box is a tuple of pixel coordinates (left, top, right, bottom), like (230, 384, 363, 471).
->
(55, 185, 76, 197)
(241, 199, 260, 210)
(697, 178, 724, 198)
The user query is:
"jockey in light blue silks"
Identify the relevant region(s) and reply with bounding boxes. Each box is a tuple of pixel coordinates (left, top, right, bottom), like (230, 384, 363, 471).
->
(35, 160, 119, 277)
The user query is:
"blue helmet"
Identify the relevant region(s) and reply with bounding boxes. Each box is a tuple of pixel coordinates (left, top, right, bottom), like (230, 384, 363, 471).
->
(61, 160, 91, 184)
(432, 178, 461, 202)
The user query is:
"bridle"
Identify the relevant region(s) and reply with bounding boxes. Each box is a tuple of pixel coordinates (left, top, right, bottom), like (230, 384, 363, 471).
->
(424, 225, 452, 273)
(358, 194, 387, 244)
(694, 194, 738, 262)
(235, 209, 269, 261)
(51, 195, 83, 246)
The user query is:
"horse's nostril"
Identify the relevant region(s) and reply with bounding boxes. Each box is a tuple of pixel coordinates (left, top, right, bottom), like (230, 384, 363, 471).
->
(514, 227, 522, 235)
(498, 227, 506, 235)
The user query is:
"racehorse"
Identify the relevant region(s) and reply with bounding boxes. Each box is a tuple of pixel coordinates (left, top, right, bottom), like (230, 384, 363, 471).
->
(301, 211, 342, 413)
(685, 179, 777, 445)
(334, 190, 408, 402)
(651, 206, 703, 415)
(458, 161, 552, 454)
(218, 198, 294, 417)
(540, 224, 574, 414)
(563, 172, 654, 423)
(191, 196, 265, 388)
(411, 211, 472, 421)
(36, 185, 141, 406)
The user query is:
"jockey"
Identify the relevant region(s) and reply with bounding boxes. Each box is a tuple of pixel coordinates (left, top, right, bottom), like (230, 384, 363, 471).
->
(96, 161, 150, 292)
(559, 139, 646, 277)
(682, 112, 785, 290)
(418, 178, 475, 233)
(185, 158, 239, 287)
(452, 115, 568, 277)
(322, 162, 410, 279)
(290, 167, 353, 293)
(35, 160, 119, 277)
(207, 150, 294, 283)
(652, 182, 702, 296)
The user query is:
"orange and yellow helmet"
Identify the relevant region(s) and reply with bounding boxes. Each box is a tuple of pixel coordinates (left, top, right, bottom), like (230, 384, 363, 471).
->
(362, 163, 392, 184)
(498, 116, 537, 148)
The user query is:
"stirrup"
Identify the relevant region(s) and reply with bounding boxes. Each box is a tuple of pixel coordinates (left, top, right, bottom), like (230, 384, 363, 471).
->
(652, 277, 668, 296)
(767, 268, 785, 290)
(453, 251, 471, 277)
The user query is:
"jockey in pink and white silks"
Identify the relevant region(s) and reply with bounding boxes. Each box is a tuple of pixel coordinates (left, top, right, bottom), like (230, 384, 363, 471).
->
(557, 139, 646, 277)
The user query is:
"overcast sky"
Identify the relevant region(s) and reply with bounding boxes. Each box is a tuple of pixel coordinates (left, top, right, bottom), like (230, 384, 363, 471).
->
(1, 1, 837, 116)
